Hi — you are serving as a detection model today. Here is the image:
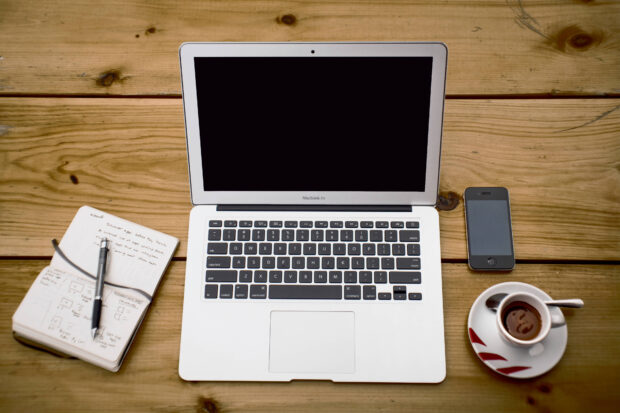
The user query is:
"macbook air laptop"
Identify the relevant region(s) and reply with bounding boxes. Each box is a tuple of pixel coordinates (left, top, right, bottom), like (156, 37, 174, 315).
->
(178, 42, 447, 383)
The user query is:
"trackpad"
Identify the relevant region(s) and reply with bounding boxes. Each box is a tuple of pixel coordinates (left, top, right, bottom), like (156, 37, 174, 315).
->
(269, 311, 355, 374)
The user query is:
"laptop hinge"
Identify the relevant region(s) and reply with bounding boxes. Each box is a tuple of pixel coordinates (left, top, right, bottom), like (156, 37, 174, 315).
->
(216, 205, 413, 212)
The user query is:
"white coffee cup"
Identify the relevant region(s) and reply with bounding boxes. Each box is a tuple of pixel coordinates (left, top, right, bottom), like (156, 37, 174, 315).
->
(496, 292, 565, 347)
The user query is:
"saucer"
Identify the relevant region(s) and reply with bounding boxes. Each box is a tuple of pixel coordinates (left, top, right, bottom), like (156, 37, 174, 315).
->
(467, 282, 568, 379)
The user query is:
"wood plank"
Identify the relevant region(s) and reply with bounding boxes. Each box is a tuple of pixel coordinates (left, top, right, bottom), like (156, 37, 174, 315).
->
(1, 97, 618, 260)
(0, 260, 618, 412)
(0, 0, 618, 96)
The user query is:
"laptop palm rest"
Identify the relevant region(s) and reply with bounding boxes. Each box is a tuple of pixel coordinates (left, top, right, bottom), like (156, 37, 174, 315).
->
(269, 311, 355, 374)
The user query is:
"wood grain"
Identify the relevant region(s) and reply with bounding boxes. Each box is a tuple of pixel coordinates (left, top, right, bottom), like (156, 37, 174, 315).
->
(0, 0, 619, 96)
(0, 260, 618, 412)
(1, 97, 618, 260)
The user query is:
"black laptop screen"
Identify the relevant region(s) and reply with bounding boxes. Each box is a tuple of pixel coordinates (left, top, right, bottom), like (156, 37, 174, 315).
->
(194, 56, 433, 192)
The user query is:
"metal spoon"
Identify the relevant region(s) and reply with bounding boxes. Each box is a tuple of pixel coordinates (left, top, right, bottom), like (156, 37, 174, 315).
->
(485, 293, 584, 312)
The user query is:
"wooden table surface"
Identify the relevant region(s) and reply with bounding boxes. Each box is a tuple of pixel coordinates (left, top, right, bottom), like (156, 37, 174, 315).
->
(1, 1, 619, 412)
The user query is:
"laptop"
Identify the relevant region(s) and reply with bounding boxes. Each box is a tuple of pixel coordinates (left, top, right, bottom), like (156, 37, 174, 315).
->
(178, 42, 447, 383)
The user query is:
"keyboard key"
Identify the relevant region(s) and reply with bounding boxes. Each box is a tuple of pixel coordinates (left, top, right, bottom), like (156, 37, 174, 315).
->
(385, 230, 398, 242)
(344, 285, 361, 299)
(378, 292, 391, 300)
(397, 258, 421, 269)
(240, 220, 252, 227)
(392, 244, 406, 256)
(329, 271, 343, 283)
(381, 257, 395, 269)
(345, 221, 358, 228)
(250, 284, 267, 299)
(318, 243, 331, 255)
(229, 243, 243, 255)
(224, 220, 237, 227)
(326, 230, 339, 241)
(394, 292, 406, 300)
(348, 243, 361, 255)
(247, 256, 260, 268)
(232, 256, 245, 268)
(207, 243, 227, 254)
(237, 229, 251, 241)
(361, 221, 374, 228)
(314, 271, 327, 283)
(277, 257, 290, 269)
(292, 257, 305, 269)
(333, 244, 346, 255)
(352, 257, 364, 269)
(406, 221, 420, 228)
(299, 271, 312, 283)
(300, 221, 313, 228)
(389, 271, 421, 284)
(307, 257, 320, 269)
(355, 230, 368, 242)
(267, 229, 280, 241)
(363, 244, 376, 255)
(282, 230, 295, 241)
(207, 256, 231, 268)
(284, 271, 297, 283)
(321, 257, 335, 269)
(262, 256, 275, 269)
(344, 271, 357, 283)
(208, 229, 221, 241)
(259, 243, 272, 255)
(285, 221, 298, 228)
(330, 221, 343, 228)
(376, 221, 389, 228)
(296, 230, 309, 241)
(311, 230, 324, 241)
(204, 284, 218, 298)
(235, 284, 248, 299)
(288, 243, 302, 255)
(391, 221, 404, 228)
(269, 271, 283, 283)
(209, 220, 222, 227)
(269, 285, 342, 299)
(374, 271, 387, 283)
(363, 285, 376, 300)
(269, 221, 283, 228)
(377, 244, 390, 255)
(340, 230, 353, 241)
(206, 270, 237, 282)
(359, 271, 372, 283)
(409, 292, 422, 300)
(244, 243, 257, 255)
(303, 243, 316, 255)
(400, 230, 420, 242)
(252, 229, 265, 241)
(337, 257, 350, 269)
(366, 257, 380, 269)
(254, 270, 267, 283)
(315, 221, 328, 228)
(239, 270, 252, 282)
(219, 284, 233, 298)
(274, 243, 287, 255)
(407, 244, 421, 256)
(254, 221, 268, 227)
(369, 230, 383, 242)
(393, 286, 406, 294)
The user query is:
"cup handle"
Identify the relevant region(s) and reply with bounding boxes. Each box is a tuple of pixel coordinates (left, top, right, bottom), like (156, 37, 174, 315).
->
(550, 311, 566, 328)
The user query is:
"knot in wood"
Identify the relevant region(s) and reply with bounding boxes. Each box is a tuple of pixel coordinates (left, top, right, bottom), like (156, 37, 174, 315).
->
(277, 14, 297, 26)
(198, 397, 219, 413)
(436, 191, 460, 211)
(96, 70, 122, 87)
(569, 32, 593, 49)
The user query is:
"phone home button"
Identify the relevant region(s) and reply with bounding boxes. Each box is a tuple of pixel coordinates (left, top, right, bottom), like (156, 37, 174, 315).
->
(487, 257, 496, 266)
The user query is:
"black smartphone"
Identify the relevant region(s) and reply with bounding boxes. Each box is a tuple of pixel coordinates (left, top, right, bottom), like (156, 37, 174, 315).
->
(464, 187, 515, 270)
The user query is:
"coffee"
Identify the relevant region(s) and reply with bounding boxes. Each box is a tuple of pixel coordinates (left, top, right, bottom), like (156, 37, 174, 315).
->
(502, 301, 542, 341)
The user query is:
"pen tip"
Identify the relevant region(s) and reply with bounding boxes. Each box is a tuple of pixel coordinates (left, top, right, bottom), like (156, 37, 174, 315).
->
(91, 328, 98, 339)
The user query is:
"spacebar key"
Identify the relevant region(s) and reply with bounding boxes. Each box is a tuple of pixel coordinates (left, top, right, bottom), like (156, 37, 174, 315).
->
(269, 285, 342, 299)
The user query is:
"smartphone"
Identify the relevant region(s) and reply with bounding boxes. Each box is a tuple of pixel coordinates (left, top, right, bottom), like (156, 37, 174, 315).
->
(464, 187, 515, 270)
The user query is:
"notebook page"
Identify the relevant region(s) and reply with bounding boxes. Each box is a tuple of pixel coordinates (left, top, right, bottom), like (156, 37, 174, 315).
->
(12, 266, 148, 364)
(51, 206, 178, 296)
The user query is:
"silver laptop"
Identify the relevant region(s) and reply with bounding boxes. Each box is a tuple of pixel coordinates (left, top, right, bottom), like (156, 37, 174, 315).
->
(178, 42, 447, 383)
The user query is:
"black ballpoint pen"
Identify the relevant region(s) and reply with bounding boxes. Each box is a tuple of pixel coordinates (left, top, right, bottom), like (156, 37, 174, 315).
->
(91, 238, 109, 339)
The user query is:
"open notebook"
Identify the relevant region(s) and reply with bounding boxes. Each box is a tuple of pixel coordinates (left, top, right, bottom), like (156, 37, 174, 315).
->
(12, 206, 178, 371)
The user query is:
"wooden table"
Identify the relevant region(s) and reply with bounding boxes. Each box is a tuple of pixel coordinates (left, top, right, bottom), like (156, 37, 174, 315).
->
(1, 1, 619, 412)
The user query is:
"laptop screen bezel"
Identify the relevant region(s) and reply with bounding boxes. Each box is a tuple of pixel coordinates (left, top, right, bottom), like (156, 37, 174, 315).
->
(179, 42, 447, 206)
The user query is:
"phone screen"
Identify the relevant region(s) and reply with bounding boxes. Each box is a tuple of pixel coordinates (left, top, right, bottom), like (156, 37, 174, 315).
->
(465, 187, 515, 270)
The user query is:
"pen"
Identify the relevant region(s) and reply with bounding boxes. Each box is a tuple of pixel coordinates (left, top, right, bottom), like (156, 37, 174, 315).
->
(91, 238, 109, 339)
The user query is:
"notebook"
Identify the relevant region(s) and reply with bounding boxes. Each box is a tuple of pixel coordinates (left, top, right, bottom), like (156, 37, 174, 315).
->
(178, 42, 448, 382)
(12, 206, 178, 371)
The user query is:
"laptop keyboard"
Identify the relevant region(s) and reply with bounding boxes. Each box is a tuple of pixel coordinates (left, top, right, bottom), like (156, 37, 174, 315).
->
(204, 219, 422, 301)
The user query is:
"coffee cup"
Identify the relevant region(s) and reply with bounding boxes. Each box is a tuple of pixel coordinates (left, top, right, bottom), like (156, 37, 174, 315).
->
(496, 292, 565, 347)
